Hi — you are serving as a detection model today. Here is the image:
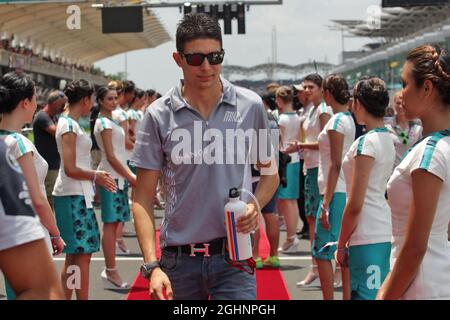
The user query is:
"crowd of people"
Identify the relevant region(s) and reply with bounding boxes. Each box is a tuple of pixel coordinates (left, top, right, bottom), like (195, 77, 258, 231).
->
(257, 44, 450, 300)
(1, 35, 105, 76)
(0, 13, 449, 301)
(0, 72, 160, 299)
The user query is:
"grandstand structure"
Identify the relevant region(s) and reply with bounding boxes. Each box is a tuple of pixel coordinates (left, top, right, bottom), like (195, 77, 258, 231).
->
(222, 61, 335, 81)
(331, 5, 450, 90)
(0, 1, 171, 90)
(221, 61, 334, 94)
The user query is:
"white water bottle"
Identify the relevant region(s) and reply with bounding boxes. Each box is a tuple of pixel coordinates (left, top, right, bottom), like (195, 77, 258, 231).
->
(224, 188, 253, 261)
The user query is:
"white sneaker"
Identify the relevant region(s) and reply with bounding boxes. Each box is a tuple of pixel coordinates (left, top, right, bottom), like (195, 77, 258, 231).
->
(278, 237, 300, 253)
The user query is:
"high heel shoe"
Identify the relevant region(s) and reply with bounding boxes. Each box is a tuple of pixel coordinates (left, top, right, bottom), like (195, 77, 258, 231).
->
(278, 236, 300, 253)
(297, 265, 321, 287)
(101, 268, 130, 290)
(115, 238, 131, 255)
(333, 266, 342, 288)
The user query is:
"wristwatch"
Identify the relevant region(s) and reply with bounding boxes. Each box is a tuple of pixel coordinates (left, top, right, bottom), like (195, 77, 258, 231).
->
(140, 261, 160, 279)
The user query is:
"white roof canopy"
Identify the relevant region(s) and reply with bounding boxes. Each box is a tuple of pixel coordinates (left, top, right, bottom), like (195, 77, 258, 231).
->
(0, 1, 171, 65)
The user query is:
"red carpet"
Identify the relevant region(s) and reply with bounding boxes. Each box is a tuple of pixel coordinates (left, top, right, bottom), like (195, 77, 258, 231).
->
(126, 228, 291, 300)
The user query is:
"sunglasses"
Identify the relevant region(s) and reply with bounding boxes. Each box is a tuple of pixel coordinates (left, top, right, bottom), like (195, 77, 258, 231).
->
(181, 50, 225, 66)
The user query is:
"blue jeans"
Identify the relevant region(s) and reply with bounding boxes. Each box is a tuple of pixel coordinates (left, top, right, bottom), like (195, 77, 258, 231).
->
(160, 249, 256, 300)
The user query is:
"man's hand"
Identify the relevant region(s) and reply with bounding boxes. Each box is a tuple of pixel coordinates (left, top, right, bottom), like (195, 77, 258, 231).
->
(149, 268, 173, 300)
(236, 203, 259, 234)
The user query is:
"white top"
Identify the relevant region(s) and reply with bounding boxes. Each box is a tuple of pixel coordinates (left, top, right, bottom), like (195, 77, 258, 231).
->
(0, 130, 48, 196)
(0, 132, 52, 253)
(317, 112, 355, 195)
(127, 108, 139, 122)
(126, 108, 140, 160)
(112, 106, 128, 124)
(297, 104, 312, 160)
(386, 121, 423, 167)
(136, 109, 144, 121)
(342, 127, 395, 246)
(52, 115, 94, 208)
(135, 109, 144, 133)
(269, 109, 279, 122)
(278, 112, 301, 163)
(112, 105, 131, 161)
(94, 115, 127, 190)
(298, 103, 312, 122)
(302, 102, 333, 170)
(0, 140, 46, 251)
(387, 130, 450, 299)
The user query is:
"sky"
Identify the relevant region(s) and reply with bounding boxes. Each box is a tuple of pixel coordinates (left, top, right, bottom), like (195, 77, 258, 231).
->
(94, 0, 381, 94)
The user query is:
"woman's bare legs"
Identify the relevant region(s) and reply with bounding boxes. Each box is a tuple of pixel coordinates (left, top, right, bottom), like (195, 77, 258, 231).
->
(317, 259, 334, 299)
(103, 222, 125, 285)
(0, 239, 64, 300)
(61, 253, 92, 300)
(277, 199, 299, 250)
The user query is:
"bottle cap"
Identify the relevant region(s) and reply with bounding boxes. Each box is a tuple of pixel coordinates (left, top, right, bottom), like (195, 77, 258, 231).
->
(229, 187, 240, 198)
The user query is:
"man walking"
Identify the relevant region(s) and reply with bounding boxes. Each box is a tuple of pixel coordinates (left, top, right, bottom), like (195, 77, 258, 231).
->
(131, 13, 279, 300)
(32, 90, 66, 208)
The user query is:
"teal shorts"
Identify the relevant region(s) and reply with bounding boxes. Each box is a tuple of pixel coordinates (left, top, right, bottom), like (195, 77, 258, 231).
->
(349, 242, 391, 300)
(312, 193, 346, 260)
(99, 180, 131, 223)
(277, 162, 300, 199)
(304, 167, 320, 218)
(54, 195, 100, 254)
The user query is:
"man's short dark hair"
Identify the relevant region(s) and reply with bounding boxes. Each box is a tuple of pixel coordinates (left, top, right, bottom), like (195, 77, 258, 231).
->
(176, 13, 222, 53)
(304, 73, 323, 88)
(47, 90, 66, 105)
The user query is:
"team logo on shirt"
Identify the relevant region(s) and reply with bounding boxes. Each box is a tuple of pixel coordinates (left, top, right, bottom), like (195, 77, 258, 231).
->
(224, 111, 243, 123)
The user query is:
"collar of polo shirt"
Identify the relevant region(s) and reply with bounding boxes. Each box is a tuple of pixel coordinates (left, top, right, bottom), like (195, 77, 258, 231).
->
(170, 76, 237, 112)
